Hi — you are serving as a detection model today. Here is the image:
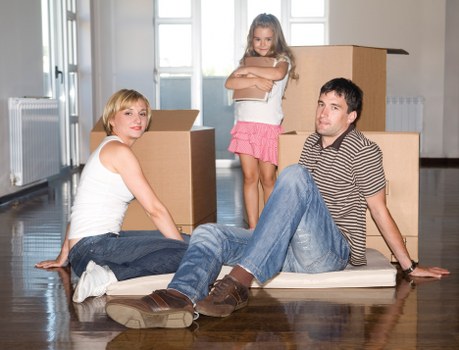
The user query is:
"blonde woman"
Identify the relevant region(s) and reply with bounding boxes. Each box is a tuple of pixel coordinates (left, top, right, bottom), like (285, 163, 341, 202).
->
(36, 89, 188, 303)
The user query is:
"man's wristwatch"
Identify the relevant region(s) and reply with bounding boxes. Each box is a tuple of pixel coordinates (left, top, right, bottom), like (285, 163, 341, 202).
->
(402, 260, 418, 275)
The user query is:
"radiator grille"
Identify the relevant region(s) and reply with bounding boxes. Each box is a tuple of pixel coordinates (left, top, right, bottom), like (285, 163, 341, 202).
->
(386, 96, 424, 133)
(8, 98, 60, 186)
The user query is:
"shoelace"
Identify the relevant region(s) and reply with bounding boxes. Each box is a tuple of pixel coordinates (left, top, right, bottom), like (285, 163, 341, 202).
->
(208, 277, 235, 298)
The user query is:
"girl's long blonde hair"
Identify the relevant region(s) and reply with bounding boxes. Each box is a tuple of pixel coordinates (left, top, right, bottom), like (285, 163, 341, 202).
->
(241, 13, 298, 80)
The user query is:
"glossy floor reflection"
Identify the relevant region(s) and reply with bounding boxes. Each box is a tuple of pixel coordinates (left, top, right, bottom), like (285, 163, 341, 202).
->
(0, 167, 457, 349)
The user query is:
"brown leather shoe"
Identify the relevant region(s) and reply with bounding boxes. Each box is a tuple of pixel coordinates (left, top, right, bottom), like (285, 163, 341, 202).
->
(195, 275, 249, 317)
(106, 289, 194, 329)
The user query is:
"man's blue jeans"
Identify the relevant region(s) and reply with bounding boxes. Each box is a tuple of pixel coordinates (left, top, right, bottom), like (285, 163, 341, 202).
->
(169, 164, 350, 303)
(69, 230, 189, 280)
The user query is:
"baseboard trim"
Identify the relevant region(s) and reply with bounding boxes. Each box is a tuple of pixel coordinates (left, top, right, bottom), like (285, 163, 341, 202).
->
(0, 181, 49, 206)
(420, 158, 459, 167)
(0, 166, 82, 207)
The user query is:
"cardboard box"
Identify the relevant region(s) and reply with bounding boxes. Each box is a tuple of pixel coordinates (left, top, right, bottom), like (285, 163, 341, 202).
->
(282, 46, 404, 132)
(367, 236, 418, 262)
(118, 199, 216, 235)
(90, 110, 217, 234)
(276, 131, 419, 261)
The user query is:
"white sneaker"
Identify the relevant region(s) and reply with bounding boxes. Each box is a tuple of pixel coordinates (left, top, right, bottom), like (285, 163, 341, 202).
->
(72, 260, 117, 303)
(73, 295, 107, 322)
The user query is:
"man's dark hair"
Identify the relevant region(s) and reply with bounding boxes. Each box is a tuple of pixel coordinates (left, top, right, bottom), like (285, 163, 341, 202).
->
(320, 78, 363, 120)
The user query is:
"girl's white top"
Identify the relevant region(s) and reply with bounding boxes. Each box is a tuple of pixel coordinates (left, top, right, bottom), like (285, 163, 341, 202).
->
(234, 56, 291, 126)
(68, 135, 134, 239)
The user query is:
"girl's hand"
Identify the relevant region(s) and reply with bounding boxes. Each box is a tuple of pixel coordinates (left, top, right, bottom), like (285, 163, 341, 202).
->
(234, 66, 249, 77)
(255, 77, 274, 92)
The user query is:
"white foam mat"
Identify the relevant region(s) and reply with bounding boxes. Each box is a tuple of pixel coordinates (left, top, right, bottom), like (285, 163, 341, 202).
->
(106, 248, 396, 296)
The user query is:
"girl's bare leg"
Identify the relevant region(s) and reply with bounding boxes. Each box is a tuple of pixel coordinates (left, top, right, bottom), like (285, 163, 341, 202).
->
(239, 154, 260, 229)
(259, 160, 277, 204)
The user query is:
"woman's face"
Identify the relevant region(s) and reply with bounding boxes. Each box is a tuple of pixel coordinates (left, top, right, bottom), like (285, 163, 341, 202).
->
(252, 27, 274, 56)
(109, 99, 149, 144)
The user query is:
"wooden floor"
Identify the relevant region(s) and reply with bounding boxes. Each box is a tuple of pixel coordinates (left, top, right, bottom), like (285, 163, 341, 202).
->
(0, 166, 457, 349)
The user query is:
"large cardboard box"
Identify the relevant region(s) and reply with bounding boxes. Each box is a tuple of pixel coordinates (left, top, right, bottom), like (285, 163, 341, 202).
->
(277, 131, 419, 261)
(282, 46, 406, 132)
(90, 110, 217, 234)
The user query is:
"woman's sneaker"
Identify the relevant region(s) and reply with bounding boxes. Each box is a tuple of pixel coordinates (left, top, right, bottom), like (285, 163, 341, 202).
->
(72, 260, 117, 303)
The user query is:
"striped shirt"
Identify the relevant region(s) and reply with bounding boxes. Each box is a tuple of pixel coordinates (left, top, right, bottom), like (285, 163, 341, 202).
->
(298, 126, 386, 265)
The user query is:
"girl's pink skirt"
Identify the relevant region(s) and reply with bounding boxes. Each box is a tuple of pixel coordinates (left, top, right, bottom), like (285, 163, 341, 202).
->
(228, 121, 283, 166)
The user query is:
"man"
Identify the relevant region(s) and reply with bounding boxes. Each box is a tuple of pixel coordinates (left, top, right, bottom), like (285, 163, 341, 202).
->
(105, 78, 449, 329)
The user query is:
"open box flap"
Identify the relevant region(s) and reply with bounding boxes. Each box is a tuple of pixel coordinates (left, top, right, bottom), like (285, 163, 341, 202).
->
(149, 110, 199, 131)
(92, 117, 104, 131)
(291, 45, 409, 55)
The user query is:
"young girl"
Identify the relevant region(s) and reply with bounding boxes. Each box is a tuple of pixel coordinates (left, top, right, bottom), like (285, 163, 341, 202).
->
(226, 13, 297, 229)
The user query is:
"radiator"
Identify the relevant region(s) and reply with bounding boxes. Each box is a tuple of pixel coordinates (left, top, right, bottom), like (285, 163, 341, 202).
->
(386, 96, 424, 133)
(8, 98, 60, 186)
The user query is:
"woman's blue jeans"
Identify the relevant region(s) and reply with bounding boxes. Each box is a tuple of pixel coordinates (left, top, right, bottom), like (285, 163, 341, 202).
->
(169, 164, 350, 303)
(68, 230, 189, 280)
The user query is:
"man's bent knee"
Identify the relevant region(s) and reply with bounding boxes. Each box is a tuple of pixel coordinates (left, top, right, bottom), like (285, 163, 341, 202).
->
(190, 223, 227, 245)
(278, 164, 312, 186)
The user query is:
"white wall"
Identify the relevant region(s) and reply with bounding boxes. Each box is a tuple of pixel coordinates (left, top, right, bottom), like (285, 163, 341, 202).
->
(77, 0, 94, 164)
(0, 1, 45, 198)
(90, 0, 155, 129)
(443, 0, 459, 157)
(330, 0, 458, 158)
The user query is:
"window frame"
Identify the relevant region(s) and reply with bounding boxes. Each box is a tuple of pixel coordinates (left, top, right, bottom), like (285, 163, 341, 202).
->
(152, 0, 329, 136)
(153, 0, 203, 124)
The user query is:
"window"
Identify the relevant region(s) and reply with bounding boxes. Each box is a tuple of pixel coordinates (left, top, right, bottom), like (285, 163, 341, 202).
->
(153, 0, 328, 165)
(289, 0, 327, 45)
(41, 0, 80, 167)
(154, 0, 200, 117)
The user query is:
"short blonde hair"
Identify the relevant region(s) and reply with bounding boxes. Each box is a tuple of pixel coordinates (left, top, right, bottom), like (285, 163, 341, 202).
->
(102, 89, 152, 135)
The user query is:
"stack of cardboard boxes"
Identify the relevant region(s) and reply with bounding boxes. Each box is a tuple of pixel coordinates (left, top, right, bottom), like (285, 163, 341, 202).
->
(277, 45, 418, 262)
(278, 47, 418, 339)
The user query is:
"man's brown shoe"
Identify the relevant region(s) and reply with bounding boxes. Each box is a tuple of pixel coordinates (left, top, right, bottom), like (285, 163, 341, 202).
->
(195, 275, 249, 317)
(106, 289, 194, 329)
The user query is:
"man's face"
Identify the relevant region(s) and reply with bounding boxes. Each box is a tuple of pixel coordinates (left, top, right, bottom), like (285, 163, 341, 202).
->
(315, 91, 357, 145)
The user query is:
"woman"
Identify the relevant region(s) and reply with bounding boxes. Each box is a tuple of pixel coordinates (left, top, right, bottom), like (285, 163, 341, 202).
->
(36, 89, 188, 303)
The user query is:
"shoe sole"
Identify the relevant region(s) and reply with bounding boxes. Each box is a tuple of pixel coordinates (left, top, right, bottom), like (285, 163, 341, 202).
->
(106, 303, 193, 329)
(196, 300, 248, 318)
